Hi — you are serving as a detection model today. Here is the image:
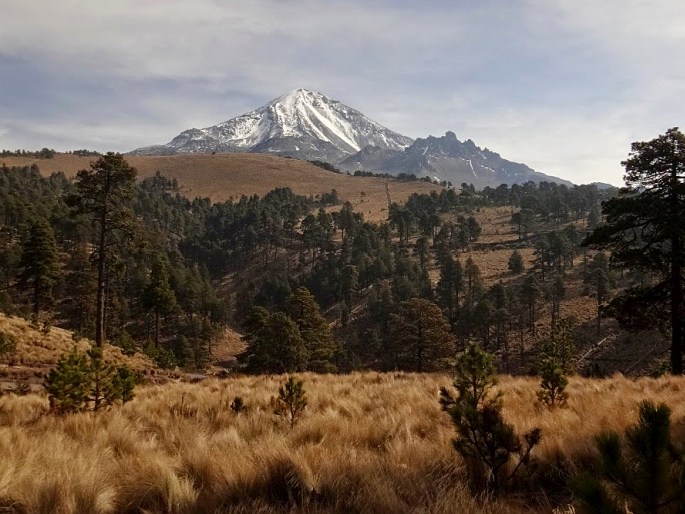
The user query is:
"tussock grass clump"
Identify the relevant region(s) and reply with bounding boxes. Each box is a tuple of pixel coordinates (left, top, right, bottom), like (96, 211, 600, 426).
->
(0, 372, 683, 512)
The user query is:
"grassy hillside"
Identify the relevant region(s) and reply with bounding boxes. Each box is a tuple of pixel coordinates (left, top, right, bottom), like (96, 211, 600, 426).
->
(0, 372, 681, 513)
(0, 313, 157, 391)
(0, 153, 441, 222)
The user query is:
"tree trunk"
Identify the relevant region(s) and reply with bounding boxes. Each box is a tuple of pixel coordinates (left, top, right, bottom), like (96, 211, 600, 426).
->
(155, 308, 160, 347)
(671, 238, 683, 374)
(670, 162, 683, 374)
(33, 281, 40, 316)
(95, 226, 107, 348)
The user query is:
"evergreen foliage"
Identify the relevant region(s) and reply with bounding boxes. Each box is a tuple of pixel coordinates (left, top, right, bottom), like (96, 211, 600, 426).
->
(240, 308, 308, 373)
(275, 376, 307, 429)
(44, 348, 93, 414)
(67, 153, 138, 347)
(536, 357, 568, 408)
(17, 217, 61, 316)
(284, 287, 337, 372)
(584, 128, 685, 373)
(573, 401, 685, 514)
(45, 347, 136, 414)
(387, 298, 455, 371)
(0, 331, 17, 358)
(439, 343, 542, 495)
(507, 249, 525, 274)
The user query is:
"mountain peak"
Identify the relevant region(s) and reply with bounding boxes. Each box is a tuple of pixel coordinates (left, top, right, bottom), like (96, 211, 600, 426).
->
(130, 89, 413, 160)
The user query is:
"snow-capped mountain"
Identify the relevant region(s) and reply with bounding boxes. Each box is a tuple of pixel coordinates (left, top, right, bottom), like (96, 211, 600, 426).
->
(131, 88, 571, 186)
(130, 88, 414, 162)
(340, 131, 572, 187)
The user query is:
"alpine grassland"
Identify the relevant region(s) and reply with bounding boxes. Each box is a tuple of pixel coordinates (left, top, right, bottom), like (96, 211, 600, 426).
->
(0, 372, 683, 513)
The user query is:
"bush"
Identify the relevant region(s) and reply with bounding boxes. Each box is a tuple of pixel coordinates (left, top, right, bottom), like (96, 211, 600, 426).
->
(536, 357, 568, 408)
(45, 347, 137, 414)
(440, 342, 541, 496)
(230, 396, 246, 413)
(44, 348, 92, 414)
(0, 332, 17, 358)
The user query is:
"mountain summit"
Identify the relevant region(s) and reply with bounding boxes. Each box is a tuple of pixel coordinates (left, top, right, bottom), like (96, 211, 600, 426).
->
(341, 131, 572, 187)
(130, 88, 413, 162)
(130, 88, 570, 186)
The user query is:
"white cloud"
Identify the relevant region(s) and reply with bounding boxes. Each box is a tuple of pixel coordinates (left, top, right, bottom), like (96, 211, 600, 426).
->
(2, 0, 684, 185)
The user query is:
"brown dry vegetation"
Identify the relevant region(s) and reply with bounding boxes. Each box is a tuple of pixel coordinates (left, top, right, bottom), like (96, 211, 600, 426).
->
(0, 372, 681, 513)
(0, 313, 156, 391)
(0, 153, 440, 222)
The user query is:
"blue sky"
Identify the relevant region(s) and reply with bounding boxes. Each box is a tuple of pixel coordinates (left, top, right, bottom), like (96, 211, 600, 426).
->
(2, 0, 684, 185)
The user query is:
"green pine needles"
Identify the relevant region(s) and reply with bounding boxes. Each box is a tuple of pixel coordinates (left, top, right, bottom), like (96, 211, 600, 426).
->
(536, 357, 568, 408)
(275, 376, 308, 429)
(440, 342, 541, 496)
(573, 400, 685, 514)
(45, 346, 136, 414)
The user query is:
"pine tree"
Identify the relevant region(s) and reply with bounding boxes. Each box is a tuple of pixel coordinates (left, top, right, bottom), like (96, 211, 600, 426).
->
(17, 217, 61, 316)
(285, 287, 337, 372)
(584, 128, 685, 373)
(239, 308, 308, 373)
(536, 357, 568, 408)
(44, 348, 92, 414)
(439, 343, 542, 495)
(585, 252, 613, 336)
(275, 376, 308, 429)
(573, 401, 685, 513)
(388, 298, 455, 372)
(142, 254, 177, 346)
(45, 347, 136, 414)
(521, 274, 542, 335)
(67, 153, 137, 348)
(508, 249, 525, 274)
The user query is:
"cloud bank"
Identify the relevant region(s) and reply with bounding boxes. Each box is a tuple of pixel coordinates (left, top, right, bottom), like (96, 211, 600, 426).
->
(2, 0, 684, 185)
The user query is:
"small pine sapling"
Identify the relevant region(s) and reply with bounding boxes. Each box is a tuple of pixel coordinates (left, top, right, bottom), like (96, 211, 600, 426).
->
(0, 332, 17, 359)
(45, 347, 136, 414)
(440, 342, 542, 496)
(44, 348, 92, 414)
(276, 376, 307, 429)
(536, 357, 568, 408)
(115, 365, 137, 404)
(572, 400, 685, 514)
(230, 396, 246, 413)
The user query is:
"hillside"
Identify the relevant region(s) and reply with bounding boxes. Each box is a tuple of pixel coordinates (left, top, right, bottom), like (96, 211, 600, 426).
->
(0, 153, 441, 222)
(0, 313, 157, 391)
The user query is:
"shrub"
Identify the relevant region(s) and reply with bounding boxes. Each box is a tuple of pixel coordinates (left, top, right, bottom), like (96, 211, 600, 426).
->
(45, 347, 137, 414)
(536, 357, 568, 408)
(44, 348, 92, 414)
(230, 396, 246, 413)
(0, 331, 17, 358)
(572, 400, 685, 514)
(275, 376, 307, 429)
(508, 249, 525, 274)
(440, 342, 542, 496)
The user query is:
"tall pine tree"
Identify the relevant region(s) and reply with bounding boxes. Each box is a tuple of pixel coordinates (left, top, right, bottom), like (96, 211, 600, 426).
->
(17, 217, 61, 316)
(68, 153, 137, 347)
(584, 128, 685, 373)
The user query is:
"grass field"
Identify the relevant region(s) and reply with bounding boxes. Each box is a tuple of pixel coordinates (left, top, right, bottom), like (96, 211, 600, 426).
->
(0, 371, 681, 513)
(0, 153, 440, 222)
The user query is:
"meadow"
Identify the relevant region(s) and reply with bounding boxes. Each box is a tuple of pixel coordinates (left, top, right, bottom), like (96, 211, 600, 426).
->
(0, 371, 681, 513)
(0, 153, 440, 222)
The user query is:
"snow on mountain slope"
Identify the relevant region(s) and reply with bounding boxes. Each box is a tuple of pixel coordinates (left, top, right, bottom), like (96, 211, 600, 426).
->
(130, 89, 413, 161)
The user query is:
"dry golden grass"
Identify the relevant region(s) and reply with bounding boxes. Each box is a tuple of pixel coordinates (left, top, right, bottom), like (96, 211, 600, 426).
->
(1, 153, 440, 223)
(0, 372, 682, 513)
(0, 313, 153, 370)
